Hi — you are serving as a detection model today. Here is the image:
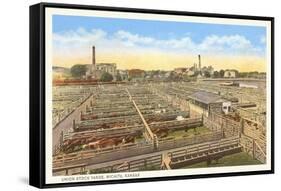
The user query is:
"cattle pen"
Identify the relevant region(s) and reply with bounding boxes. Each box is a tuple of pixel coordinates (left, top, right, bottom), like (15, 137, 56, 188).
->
(52, 80, 267, 176)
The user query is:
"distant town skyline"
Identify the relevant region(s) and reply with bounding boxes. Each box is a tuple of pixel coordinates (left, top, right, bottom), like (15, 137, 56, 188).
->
(53, 15, 267, 72)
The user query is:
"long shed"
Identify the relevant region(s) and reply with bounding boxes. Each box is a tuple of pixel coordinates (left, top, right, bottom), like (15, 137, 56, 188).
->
(188, 91, 231, 115)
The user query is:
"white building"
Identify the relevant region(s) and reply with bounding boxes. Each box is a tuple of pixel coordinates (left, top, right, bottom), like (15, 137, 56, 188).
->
(224, 70, 238, 78)
(174, 67, 195, 76)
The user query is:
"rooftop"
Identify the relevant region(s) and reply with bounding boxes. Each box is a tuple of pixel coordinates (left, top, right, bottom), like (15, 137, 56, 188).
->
(96, 63, 116, 66)
(189, 91, 226, 104)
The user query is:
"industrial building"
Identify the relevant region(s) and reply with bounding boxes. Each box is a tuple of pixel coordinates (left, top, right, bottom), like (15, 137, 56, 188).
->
(174, 67, 195, 76)
(86, 46, 117, 80)
(173, 55, 206, 77)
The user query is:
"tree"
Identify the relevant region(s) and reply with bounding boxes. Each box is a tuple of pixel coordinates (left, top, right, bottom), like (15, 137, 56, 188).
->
(203, 71, 211, 78)
(191, 71, 199, 77)
(219, 69, 225, 78)
(116, 73, 122, 81)
(239, 72, 248, 78)
(213, 71, 220, 78)
(248, 71, 259, 78)
(100, 72, 113, 82)
(168, 71, 181, 81)
(183, 74, 190, 81)
(190, 66, 195, 71)
(151, 70, 160, 77)
(70, 64, 87, 78)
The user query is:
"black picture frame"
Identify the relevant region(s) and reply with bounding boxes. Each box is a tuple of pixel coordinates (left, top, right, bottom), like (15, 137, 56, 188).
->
(29, 2, 274, 188)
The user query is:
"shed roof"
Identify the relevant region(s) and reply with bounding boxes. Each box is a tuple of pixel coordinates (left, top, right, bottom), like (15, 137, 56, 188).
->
(189, 91, 226, 104)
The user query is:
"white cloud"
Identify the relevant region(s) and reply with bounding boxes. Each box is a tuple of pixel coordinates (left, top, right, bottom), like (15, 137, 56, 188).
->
(260, 35, 266, 44)
(114, 30, 195, 50)
(198, 34, 262, 55)
(115, 30, 155, 45)
(53, 27, 264, 57)
(53, 28, 106, 45)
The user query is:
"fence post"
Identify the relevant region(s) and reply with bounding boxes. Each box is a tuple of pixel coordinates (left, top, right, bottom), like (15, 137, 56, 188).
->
(80, 111, 83, 121)
(128, 162, 131, 172)
(59, 131, 64, 153)
(239, 118, 244, 138)
(153, 134, 159, 151)
(81, 166, 85, 174)
(221, 121, 225, 138)
(252, 139, 256, 159)
(144, 159, 147, 169)
(206, 143, 211, 166)
(72, 119, 76, 131)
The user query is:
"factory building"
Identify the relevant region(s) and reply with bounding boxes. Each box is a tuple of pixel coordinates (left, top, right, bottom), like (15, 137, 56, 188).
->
(96, 63, 117, 77)
(173, 55, 202, 77)
(174, 67, 195, 76)
(86, 46, 117, 80)
(174, 67, 187, 75)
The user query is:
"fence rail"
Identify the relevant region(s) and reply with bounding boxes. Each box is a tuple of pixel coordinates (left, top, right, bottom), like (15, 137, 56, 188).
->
(53, 136, 241, 175)
(53, 131, 223, 173)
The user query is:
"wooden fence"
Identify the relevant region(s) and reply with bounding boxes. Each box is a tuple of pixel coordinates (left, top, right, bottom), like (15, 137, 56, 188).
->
(53, 131, 222, 175)
(239, 134, 266, 163)
(203, 111, 266, 164)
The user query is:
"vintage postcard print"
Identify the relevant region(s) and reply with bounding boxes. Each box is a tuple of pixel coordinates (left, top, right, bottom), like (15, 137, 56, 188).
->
(41, 4, 273, 186)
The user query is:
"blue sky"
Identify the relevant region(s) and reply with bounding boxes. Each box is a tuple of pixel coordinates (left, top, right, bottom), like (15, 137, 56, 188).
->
(52, 15, 267, 72)
(53, 15, 266, 50)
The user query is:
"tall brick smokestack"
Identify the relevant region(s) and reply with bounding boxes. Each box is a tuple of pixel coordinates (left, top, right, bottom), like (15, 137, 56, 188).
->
(92, 46, 96, 66)
(198, 54, 201, 73)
